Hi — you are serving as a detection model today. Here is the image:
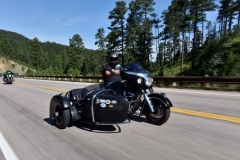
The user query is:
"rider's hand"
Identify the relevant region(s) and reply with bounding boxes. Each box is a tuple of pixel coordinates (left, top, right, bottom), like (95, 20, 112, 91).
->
(114, 70, 120, 74)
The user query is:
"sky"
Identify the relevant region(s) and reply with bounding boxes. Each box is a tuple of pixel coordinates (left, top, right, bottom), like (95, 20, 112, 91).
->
(0, 0, 219, 51)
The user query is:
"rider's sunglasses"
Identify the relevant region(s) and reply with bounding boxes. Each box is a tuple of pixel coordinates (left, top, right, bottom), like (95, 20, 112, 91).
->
(110, 58, 118, 61)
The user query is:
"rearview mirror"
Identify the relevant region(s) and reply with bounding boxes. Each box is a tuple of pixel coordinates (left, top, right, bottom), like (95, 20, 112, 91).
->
(115, 64, 122, 70)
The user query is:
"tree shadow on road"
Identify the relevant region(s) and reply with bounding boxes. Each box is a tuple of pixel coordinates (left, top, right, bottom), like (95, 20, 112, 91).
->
(43, 118, 121, 133)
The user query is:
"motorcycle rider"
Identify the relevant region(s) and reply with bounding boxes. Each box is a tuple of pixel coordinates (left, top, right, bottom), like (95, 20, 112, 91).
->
(3, 70, 8, 78)
(102, 51, 123, 95)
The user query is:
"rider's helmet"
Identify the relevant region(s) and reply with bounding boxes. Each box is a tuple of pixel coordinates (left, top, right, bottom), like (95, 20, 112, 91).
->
(108, 51, 119, 67)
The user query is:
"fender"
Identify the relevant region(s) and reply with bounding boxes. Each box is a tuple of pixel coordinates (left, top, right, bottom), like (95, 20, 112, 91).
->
(165, 97, 173, 107)
(148, 93, 173, 107)
(49, 94, 72, 118)
(69, 106, 80, 122)
(141, 93, 172, 115)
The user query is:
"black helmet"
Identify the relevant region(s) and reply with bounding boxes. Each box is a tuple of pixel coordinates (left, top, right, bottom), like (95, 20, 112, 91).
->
(108, 51, 119, 66)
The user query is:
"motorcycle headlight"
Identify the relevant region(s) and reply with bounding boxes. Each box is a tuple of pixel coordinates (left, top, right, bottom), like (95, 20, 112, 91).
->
(137, 78, 142, 84)
(145, 77, 153, 87)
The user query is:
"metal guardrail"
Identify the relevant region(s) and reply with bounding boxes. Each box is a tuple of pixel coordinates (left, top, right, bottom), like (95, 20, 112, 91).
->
(152, 76, 240, 84)
(16, 75, 240, 84)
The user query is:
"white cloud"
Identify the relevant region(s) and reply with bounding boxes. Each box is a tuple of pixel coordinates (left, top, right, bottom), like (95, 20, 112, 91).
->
(62, 17, 85, 27)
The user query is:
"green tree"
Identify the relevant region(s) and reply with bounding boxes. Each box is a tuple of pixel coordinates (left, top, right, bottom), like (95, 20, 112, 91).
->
(126, 0, 157, 69)
(125, 0, 141, 63)
(95, 27, 107, 70)
(107, 0, 127, 66)
(0, 37, 14, 58)
(61, 49, 69, 74)
(217, 0, 235, 36)
(53, 54, 63, 75)
(170, 0, 191, 73)
(29, 37, 43, 71)
(68, 34, 84, 74)
(95, 28, 106, 52)
(189, 0, 217, 70)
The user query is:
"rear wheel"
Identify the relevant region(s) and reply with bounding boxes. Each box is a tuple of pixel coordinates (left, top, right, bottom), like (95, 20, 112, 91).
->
(145, 97, 170, 125)
(54, 103, 70, 129)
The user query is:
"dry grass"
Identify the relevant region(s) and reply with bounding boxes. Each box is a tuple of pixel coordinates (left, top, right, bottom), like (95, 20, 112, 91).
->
(0, 57, 30, 75)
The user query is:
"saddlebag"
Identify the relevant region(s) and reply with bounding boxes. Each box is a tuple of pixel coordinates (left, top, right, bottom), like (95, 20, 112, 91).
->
(81, 89, 129, 123)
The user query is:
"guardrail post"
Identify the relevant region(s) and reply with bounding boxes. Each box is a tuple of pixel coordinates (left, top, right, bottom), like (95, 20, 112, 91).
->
(172, 82, 177, 87)
(205, 83, 210, 88)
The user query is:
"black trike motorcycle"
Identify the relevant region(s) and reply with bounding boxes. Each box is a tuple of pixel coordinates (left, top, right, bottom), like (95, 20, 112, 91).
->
(49, 62, 173, 129)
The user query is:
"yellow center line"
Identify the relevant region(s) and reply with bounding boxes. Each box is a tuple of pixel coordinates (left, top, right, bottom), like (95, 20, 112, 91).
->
(171, 108, 240, 124)
(14, 81, 68, 93)
(13, 81, 240, 124)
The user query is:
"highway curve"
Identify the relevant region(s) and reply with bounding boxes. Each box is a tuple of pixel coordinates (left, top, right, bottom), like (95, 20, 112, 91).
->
(0, 78, 240, 160)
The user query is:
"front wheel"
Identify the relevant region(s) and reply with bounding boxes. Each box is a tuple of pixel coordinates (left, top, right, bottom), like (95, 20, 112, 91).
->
(54, 104, 70, 129)
(145, 98, 170, 125)
(9, 78, 12, 84)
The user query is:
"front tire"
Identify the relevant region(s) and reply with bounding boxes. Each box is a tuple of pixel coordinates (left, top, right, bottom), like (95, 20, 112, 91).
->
(54, 104, 70, 129)
(145, 98, 170, 125)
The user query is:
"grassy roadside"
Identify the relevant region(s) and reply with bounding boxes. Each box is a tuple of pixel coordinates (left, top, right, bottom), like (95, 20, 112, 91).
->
(154, 81, 240, 92)
(163, 63, 191, 76)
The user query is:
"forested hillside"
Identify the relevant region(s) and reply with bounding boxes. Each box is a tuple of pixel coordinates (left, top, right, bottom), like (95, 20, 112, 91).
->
(0, 0, 240, 77)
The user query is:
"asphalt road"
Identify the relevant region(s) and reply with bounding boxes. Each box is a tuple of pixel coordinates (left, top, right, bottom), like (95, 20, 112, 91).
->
(0, 78, 239, 160)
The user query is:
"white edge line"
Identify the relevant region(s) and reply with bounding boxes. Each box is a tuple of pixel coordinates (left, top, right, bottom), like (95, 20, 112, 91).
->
(0, 132, 19, 160)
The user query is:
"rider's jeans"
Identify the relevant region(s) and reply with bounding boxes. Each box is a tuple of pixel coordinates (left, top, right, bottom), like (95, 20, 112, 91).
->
(105, 81, 123, 95)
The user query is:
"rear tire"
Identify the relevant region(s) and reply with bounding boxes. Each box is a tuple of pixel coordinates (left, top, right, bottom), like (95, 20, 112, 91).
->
(145, 98, 170, 125)
(54, 103, 70, 129)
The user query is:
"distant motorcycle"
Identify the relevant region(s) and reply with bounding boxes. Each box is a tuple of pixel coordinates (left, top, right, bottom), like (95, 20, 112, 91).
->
(3, 71, 15, 84)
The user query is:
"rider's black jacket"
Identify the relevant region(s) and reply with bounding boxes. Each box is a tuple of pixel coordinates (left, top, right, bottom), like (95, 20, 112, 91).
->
(102, 63, 122, 85)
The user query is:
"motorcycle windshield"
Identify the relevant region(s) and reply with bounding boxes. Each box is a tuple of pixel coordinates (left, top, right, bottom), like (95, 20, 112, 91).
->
(123, 62, 147, 72)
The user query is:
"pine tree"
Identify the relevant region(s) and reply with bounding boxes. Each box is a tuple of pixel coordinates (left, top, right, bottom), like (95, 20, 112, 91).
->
(29, 37, 43, 72)
(68, 34, 84, 74)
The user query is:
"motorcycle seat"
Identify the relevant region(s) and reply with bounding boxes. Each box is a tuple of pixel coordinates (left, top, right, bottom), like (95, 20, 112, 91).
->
(81, 83, 105, 98)
(69, 83, 106, 101)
